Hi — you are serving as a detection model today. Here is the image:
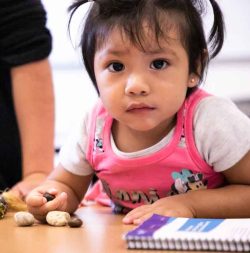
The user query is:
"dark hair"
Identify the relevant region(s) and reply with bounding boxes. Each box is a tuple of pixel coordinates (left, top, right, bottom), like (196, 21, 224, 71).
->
(69, 0, 225, 94)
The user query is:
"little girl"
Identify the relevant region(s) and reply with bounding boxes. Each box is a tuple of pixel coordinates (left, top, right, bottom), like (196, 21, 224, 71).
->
(26, 0, 250, 225)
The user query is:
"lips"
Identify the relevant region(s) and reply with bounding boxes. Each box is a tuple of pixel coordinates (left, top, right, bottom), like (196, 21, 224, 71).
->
(126, 103, 155, 112)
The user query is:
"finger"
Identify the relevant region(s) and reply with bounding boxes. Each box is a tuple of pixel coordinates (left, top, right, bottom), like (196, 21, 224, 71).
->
(124, 205, 147, 217)
(28, 192, 68, 221)
(123, 206, 149, 224)
(44, 192, 68, 211)
(28, 205, 48, 219)
(26, 187, 60, 205)
(45, 188, 59, 196)
(26, 193, 47, 207)
(133, 213, 153, 225)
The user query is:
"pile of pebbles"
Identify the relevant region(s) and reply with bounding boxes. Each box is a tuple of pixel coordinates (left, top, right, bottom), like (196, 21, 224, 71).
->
(14, 192, 82, 228)
(14, 211, 83, 228)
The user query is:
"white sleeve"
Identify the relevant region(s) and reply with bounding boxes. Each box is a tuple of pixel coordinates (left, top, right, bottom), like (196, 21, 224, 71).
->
(58, 110, 94, 176)
(194, 96, 250, 172)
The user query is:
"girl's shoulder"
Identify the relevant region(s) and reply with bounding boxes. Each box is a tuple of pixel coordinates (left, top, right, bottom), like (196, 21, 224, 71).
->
(195, 95, 242, 114)
(193, 94, 250, 172)
(194, 94, 250, 127)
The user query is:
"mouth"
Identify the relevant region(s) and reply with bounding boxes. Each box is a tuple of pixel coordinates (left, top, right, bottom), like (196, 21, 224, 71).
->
(126, 103, 156, 112)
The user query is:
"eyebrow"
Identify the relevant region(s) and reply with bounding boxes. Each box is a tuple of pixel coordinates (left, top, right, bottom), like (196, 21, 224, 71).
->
(144, 47, 178, 57)
(97, 48, 130, 58)
(98, 47, 178, 59)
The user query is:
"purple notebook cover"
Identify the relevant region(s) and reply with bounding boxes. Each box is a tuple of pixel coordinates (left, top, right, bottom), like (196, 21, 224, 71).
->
(125, 214, 173, 238)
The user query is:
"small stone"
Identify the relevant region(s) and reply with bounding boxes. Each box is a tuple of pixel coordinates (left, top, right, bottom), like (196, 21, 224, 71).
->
(0, 195, 7, 206)
(46, 211, 70, 226)
(43, 192, 55, 202)
(14, 211, 35, 226)
(68, 217, 83, 228)
(0, 203, 7, 219)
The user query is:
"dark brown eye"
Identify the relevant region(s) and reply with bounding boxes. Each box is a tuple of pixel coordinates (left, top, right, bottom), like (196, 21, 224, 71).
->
(108, 62, 124, 72)
(151, 59, 168, 70)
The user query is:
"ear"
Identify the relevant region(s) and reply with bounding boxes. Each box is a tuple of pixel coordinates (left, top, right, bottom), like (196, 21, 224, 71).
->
(187, 74, 199, 88)
(187, 49, 208, 88)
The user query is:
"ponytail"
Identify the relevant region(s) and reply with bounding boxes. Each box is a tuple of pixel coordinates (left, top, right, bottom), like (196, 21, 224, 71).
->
(207, 0, 225, 59)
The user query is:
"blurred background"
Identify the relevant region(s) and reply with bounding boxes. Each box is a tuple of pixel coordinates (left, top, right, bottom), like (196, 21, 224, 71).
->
(41, 0, 250, 151)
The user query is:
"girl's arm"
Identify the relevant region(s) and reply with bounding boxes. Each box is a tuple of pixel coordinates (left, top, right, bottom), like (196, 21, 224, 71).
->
(26, 163, 93, 221)
(48, 163, 94, 213)
(191, 149, 250, 218)
(123, 150, 250, 225)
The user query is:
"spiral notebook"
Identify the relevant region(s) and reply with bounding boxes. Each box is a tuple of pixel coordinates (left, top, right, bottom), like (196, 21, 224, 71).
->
(123, 214, 250, 251)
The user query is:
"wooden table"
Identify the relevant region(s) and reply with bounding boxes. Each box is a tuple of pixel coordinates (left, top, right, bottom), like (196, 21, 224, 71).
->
(0, 205, 214, 253)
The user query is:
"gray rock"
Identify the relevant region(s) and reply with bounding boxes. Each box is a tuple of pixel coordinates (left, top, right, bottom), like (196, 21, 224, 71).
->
(14, 211, 35, 226)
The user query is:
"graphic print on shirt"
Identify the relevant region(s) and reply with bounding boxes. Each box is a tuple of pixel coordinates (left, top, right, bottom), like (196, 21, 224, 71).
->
(99, 168, 207, 213)
(93, 117, 105, 153)
(112, 188, 161, 214)
(170, 169, 208, 195)
(100, 179, 160, 205)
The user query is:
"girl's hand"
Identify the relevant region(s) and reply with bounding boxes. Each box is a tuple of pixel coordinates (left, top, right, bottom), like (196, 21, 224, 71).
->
(122, 194, 196, 225)
(26, 187, 68, 222)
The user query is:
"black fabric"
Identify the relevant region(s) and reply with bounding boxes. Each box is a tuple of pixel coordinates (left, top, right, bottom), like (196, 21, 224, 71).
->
(0, 0, 52, 189)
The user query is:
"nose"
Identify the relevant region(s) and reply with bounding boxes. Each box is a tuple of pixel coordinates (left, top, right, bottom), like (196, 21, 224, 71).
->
(125, 74, 150, 96)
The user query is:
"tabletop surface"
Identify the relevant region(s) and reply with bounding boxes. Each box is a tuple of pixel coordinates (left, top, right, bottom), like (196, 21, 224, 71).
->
(0, 205, 217, 253)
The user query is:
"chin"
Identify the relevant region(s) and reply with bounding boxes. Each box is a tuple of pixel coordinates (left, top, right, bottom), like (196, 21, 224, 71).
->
(129, 123, 158, 132)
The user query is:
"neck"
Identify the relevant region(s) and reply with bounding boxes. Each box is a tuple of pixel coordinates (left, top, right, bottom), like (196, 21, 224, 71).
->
(112, 117, 176, 152)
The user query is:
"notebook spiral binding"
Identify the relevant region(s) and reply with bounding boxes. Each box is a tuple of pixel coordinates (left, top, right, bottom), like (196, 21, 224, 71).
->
(126, 236, 250, 251)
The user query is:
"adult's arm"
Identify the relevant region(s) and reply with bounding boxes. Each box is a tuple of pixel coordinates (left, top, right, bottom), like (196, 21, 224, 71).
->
(11, 59, 55, 197)
(0, 0, 55, 197)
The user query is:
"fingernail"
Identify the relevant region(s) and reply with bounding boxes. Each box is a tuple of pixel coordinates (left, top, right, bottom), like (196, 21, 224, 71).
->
(122, 217, 130, 223)
(134, 218, 143, 225)
(60, 192, 67, 198)
(48, 188, 57, 193)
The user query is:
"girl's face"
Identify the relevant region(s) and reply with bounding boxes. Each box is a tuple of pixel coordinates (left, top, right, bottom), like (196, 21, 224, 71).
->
(94, 27, 196, 139)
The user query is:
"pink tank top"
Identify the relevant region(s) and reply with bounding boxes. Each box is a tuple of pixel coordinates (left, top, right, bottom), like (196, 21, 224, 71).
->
(86, 89, 225, 212)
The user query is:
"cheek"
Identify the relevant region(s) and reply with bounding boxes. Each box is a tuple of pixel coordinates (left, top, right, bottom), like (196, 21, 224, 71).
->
(157, 78, 188, 100)
(98, 75, 124, 98)
(99, 89, 124, 119)
(99, 89, 117, 111)
(95, 70, 116, 92)
(160, 85, 187, 112)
